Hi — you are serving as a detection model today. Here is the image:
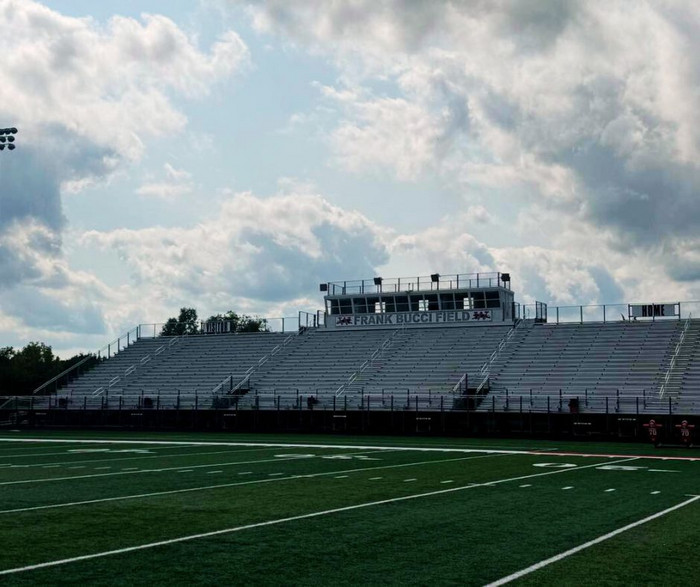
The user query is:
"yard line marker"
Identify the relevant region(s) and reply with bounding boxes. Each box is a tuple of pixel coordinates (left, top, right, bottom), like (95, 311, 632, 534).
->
(0, 454, 633, 516)
(334, 475, 348, 479)
(68, 466, 85, 470)
(605, 488, 616, 492)
(0, 456, 640, 576)
(95, 467, 110, 470)
(42, 465, 60, 469)
(648, 469, 679, 473)
(562, 486, 574, 490)
(519, 484, 531, 488)
(486, 495, 700, 586)
(268, 473, 284, 477)
(206, 471, 223, 475)
(122, 468, 139, 471)
(440, 480, 454, 484)
(403, 478, 417, 482)
(238, 472, 253, 476)
(651, 491, 660, 495)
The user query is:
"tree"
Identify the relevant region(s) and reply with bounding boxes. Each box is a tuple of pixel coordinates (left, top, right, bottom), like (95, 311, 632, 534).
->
(161, 308, 199, 336)
(237, 314, 270, 333)
(204, 311, 270, 333)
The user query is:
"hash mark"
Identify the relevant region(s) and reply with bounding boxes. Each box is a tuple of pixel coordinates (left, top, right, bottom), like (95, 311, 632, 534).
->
(605, 488, 616, 492)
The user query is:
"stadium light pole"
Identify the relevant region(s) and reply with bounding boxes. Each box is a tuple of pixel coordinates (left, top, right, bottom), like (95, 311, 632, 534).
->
(0, 127, 18, 225)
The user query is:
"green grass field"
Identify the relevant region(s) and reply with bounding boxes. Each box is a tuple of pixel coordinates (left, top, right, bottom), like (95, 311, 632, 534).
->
(0, 431, 698, 585)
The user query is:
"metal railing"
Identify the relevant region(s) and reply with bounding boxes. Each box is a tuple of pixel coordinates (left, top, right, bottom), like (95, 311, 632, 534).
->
(325, 272, 509, 296)
(211, 334, 296, 395)
(335, 325, 407, 396)
(474, 319, 523, 394)
(659, 313, 692, 399)
(33, 326, 140, 395)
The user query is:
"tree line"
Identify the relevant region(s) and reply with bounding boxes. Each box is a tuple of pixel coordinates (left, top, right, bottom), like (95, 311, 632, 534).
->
(160, 308, 269, 336)
(0, 343, 89, 396)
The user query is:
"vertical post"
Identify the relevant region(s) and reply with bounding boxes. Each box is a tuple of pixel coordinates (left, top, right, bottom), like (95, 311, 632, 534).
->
(603, 305, 606, 323)
(556, 307, 559, 324)
(580, 305, 583, 324)
(282, 317, 285, 332)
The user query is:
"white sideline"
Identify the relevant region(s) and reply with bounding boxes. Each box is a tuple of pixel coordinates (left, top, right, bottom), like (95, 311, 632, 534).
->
(1, 437, 698, 461)
(0, 456, 637, 575)
(486, 495, 700, 586)
(0, 453, 507, 514)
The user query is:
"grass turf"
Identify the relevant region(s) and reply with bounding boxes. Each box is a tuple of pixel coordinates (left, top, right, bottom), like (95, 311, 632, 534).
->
(0, 431, 698, 585)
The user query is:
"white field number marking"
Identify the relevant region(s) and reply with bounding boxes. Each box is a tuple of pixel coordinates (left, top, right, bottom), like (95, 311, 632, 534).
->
(68, 449, 152, 454)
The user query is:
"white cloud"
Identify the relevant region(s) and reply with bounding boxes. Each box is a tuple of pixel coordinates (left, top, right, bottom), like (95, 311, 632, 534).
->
(81, 187, 390, 314)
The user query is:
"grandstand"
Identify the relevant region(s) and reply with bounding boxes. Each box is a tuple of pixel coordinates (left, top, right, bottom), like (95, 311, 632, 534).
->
(4, 271, 700, 439)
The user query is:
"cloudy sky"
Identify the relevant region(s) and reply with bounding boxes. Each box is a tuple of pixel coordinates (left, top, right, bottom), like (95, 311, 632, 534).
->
(2, 0, 700, 356)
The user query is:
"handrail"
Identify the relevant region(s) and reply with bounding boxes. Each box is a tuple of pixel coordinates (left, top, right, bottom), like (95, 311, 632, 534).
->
(452, 373, 467, 394)
(212, 333, 296, 395)
(32, 355, 93, 395)
(659, 314, 692, 398)
(335, 325, 407, 396)
(33, 325, 140, 395)
(474, 319, 523, 394)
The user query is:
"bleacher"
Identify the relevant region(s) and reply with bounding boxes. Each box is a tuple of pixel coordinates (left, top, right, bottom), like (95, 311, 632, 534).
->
(481, 320, 683, 412)
(38, 270, 700, 417)
(58, 332, 291, 408)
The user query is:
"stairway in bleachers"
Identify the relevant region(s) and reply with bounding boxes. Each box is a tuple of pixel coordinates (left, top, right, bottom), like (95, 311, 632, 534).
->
(345, 326, 511, 395)
(674, 320, 700, 413)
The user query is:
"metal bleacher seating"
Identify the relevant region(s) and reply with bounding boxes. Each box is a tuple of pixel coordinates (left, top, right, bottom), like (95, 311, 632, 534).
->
(481, 320, 683, 413)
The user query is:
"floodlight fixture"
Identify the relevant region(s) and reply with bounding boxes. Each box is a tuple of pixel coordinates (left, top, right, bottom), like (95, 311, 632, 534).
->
(0, 126, 18, 152)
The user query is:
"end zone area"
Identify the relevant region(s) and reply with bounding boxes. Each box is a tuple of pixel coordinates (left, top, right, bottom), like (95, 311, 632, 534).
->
(0, 432, 698, 585)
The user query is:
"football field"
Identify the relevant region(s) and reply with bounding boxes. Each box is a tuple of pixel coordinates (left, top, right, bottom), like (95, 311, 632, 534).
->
(0, 431, 699, 585)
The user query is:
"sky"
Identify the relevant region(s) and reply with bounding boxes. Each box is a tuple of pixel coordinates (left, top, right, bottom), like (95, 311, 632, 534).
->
(2, 0, 700, 356)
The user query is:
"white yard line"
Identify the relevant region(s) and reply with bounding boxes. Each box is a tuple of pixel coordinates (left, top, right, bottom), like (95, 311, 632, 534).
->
(1, 437, 698, 461)
(0, 456, 638, 576)
(486, 495, 700, 586)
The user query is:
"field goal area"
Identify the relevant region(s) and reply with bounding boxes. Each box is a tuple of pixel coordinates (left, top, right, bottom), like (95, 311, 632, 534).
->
(1, 432, 699, 585)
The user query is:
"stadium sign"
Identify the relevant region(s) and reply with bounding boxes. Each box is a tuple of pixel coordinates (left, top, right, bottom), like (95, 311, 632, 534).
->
(629, 303, 678, 318)
(333, 309, 492, 328)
